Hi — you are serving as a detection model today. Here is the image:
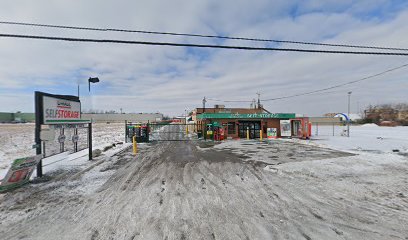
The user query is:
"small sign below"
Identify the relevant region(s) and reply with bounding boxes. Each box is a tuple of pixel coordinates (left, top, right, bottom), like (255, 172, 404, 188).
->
(0, 155, 42, 192)
(72, 135, 79, 143)
(40, 129, 55, 141)
(58, 135, 66, 143)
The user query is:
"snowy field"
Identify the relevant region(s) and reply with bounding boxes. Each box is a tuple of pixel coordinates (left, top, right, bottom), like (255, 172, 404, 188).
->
(0, 123, 128, 180)
(308, 124, 408, 154)
(0, 124, 407, 239)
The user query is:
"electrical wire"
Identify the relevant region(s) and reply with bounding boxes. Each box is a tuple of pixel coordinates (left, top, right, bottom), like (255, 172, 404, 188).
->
(1, 33, 408, 56)
(1, 20, 407, 51)
(206, 97, 252, 103)
(261, 62, 408, 101)
(206, 62, 408, 103)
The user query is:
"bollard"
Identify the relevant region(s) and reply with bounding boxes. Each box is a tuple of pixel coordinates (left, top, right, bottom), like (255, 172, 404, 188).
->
(132, 136, 138, 154)
(186, 125, 189, 135)
(260, 130, 263, 141)
(246, 128, 249, 140)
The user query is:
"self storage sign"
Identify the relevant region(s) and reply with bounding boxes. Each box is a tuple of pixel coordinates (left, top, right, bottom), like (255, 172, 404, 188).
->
(43, 96, 81, 124)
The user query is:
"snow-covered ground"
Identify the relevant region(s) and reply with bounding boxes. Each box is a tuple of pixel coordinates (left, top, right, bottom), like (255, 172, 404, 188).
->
(0, 123, 128, 180)
(302, 124, 408, 154)
(0, 124, 407, 239)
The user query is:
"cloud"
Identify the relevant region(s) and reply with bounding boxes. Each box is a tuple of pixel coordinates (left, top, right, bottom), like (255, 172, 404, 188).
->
(0, 1, 408, 116)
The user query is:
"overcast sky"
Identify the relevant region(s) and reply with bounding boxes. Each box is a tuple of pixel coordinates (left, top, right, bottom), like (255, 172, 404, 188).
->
(0, 0, 408, 116)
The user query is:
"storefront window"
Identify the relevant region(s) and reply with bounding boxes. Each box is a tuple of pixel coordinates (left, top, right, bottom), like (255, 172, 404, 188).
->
(228, 122, 236, 134)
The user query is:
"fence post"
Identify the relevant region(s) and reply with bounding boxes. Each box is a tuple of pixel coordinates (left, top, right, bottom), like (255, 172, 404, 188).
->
(74, 128, 78, 152)
(88, 122, 92, 160)
(60, 128, 65, 153)
(125, 120, 128, 143)
(146, 122, 151, 142)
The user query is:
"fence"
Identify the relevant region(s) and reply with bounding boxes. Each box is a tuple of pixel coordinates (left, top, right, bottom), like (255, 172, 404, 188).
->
(311, 122, 349, 137)
(125, 122, 201, 142)
(41, 123, 90, 158)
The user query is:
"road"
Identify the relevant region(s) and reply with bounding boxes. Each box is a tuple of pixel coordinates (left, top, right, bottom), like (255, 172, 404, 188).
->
(0, 125, 407, 239)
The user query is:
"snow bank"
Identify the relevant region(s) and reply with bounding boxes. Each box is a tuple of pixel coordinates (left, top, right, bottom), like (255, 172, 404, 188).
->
(360, 123, 379, 127)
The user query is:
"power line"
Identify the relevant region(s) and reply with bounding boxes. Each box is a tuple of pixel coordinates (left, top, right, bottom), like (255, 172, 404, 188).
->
(0, 20, 408, 52)
(207, 97, 252, 103)
(206, 62, 408, 103)
(261, 63, 408, 101)
(1, 33, 408, 56)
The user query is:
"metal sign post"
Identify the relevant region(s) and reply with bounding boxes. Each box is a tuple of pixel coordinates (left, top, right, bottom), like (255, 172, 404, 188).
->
(34, 92, 43, 177)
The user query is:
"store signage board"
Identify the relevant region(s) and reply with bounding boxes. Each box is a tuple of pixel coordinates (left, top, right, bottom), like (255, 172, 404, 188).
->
(43, 95, 82, 124)
(0, 155, 42, 192)
(197, 113, 296, 119)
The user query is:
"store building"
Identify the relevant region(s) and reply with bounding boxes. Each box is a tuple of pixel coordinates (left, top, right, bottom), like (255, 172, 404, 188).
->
(193, 106, 311, 139)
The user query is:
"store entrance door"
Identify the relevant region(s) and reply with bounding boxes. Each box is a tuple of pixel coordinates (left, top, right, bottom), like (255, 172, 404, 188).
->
(238, 121, 261, 139)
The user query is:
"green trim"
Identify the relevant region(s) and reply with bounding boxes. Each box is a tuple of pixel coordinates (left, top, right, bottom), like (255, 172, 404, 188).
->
(45, 119, 90, 123)
(197, 113, 296, 119)
(0, 181, 29, 193)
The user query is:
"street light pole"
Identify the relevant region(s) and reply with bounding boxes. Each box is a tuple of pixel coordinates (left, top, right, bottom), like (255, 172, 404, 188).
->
(88, 77, 100, 92)
(347, 91, 352, 137)
(88, 77, 100, 113)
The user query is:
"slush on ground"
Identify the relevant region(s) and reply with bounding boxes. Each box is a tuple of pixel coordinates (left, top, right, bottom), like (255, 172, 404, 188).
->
(0, 123, 407, 239)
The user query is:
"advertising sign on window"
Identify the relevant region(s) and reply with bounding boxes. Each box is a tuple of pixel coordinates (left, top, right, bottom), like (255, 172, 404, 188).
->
(267, 128, 277, 139)
(280, 120, 291, 137)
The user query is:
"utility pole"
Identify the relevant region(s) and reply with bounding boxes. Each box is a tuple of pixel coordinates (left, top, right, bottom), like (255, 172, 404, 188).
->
(256, 92, 261, 109)
(347, 91, 352, 137)
(202, 97, 207, 113)
(251, 99, 256, 109)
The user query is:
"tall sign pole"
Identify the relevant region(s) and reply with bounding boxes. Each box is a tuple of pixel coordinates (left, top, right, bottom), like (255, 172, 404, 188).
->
(34, 91, 43, 177)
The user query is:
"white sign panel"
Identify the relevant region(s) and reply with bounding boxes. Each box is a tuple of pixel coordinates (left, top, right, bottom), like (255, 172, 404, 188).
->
(43, 96, 81, 124)
(40, 129, 56, 141)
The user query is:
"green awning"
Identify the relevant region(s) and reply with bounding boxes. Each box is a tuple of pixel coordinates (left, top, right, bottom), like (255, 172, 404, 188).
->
(197, 113, 296, 119)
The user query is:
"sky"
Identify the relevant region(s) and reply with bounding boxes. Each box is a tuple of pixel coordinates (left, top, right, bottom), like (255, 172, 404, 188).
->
(0, 0, 408, 117)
